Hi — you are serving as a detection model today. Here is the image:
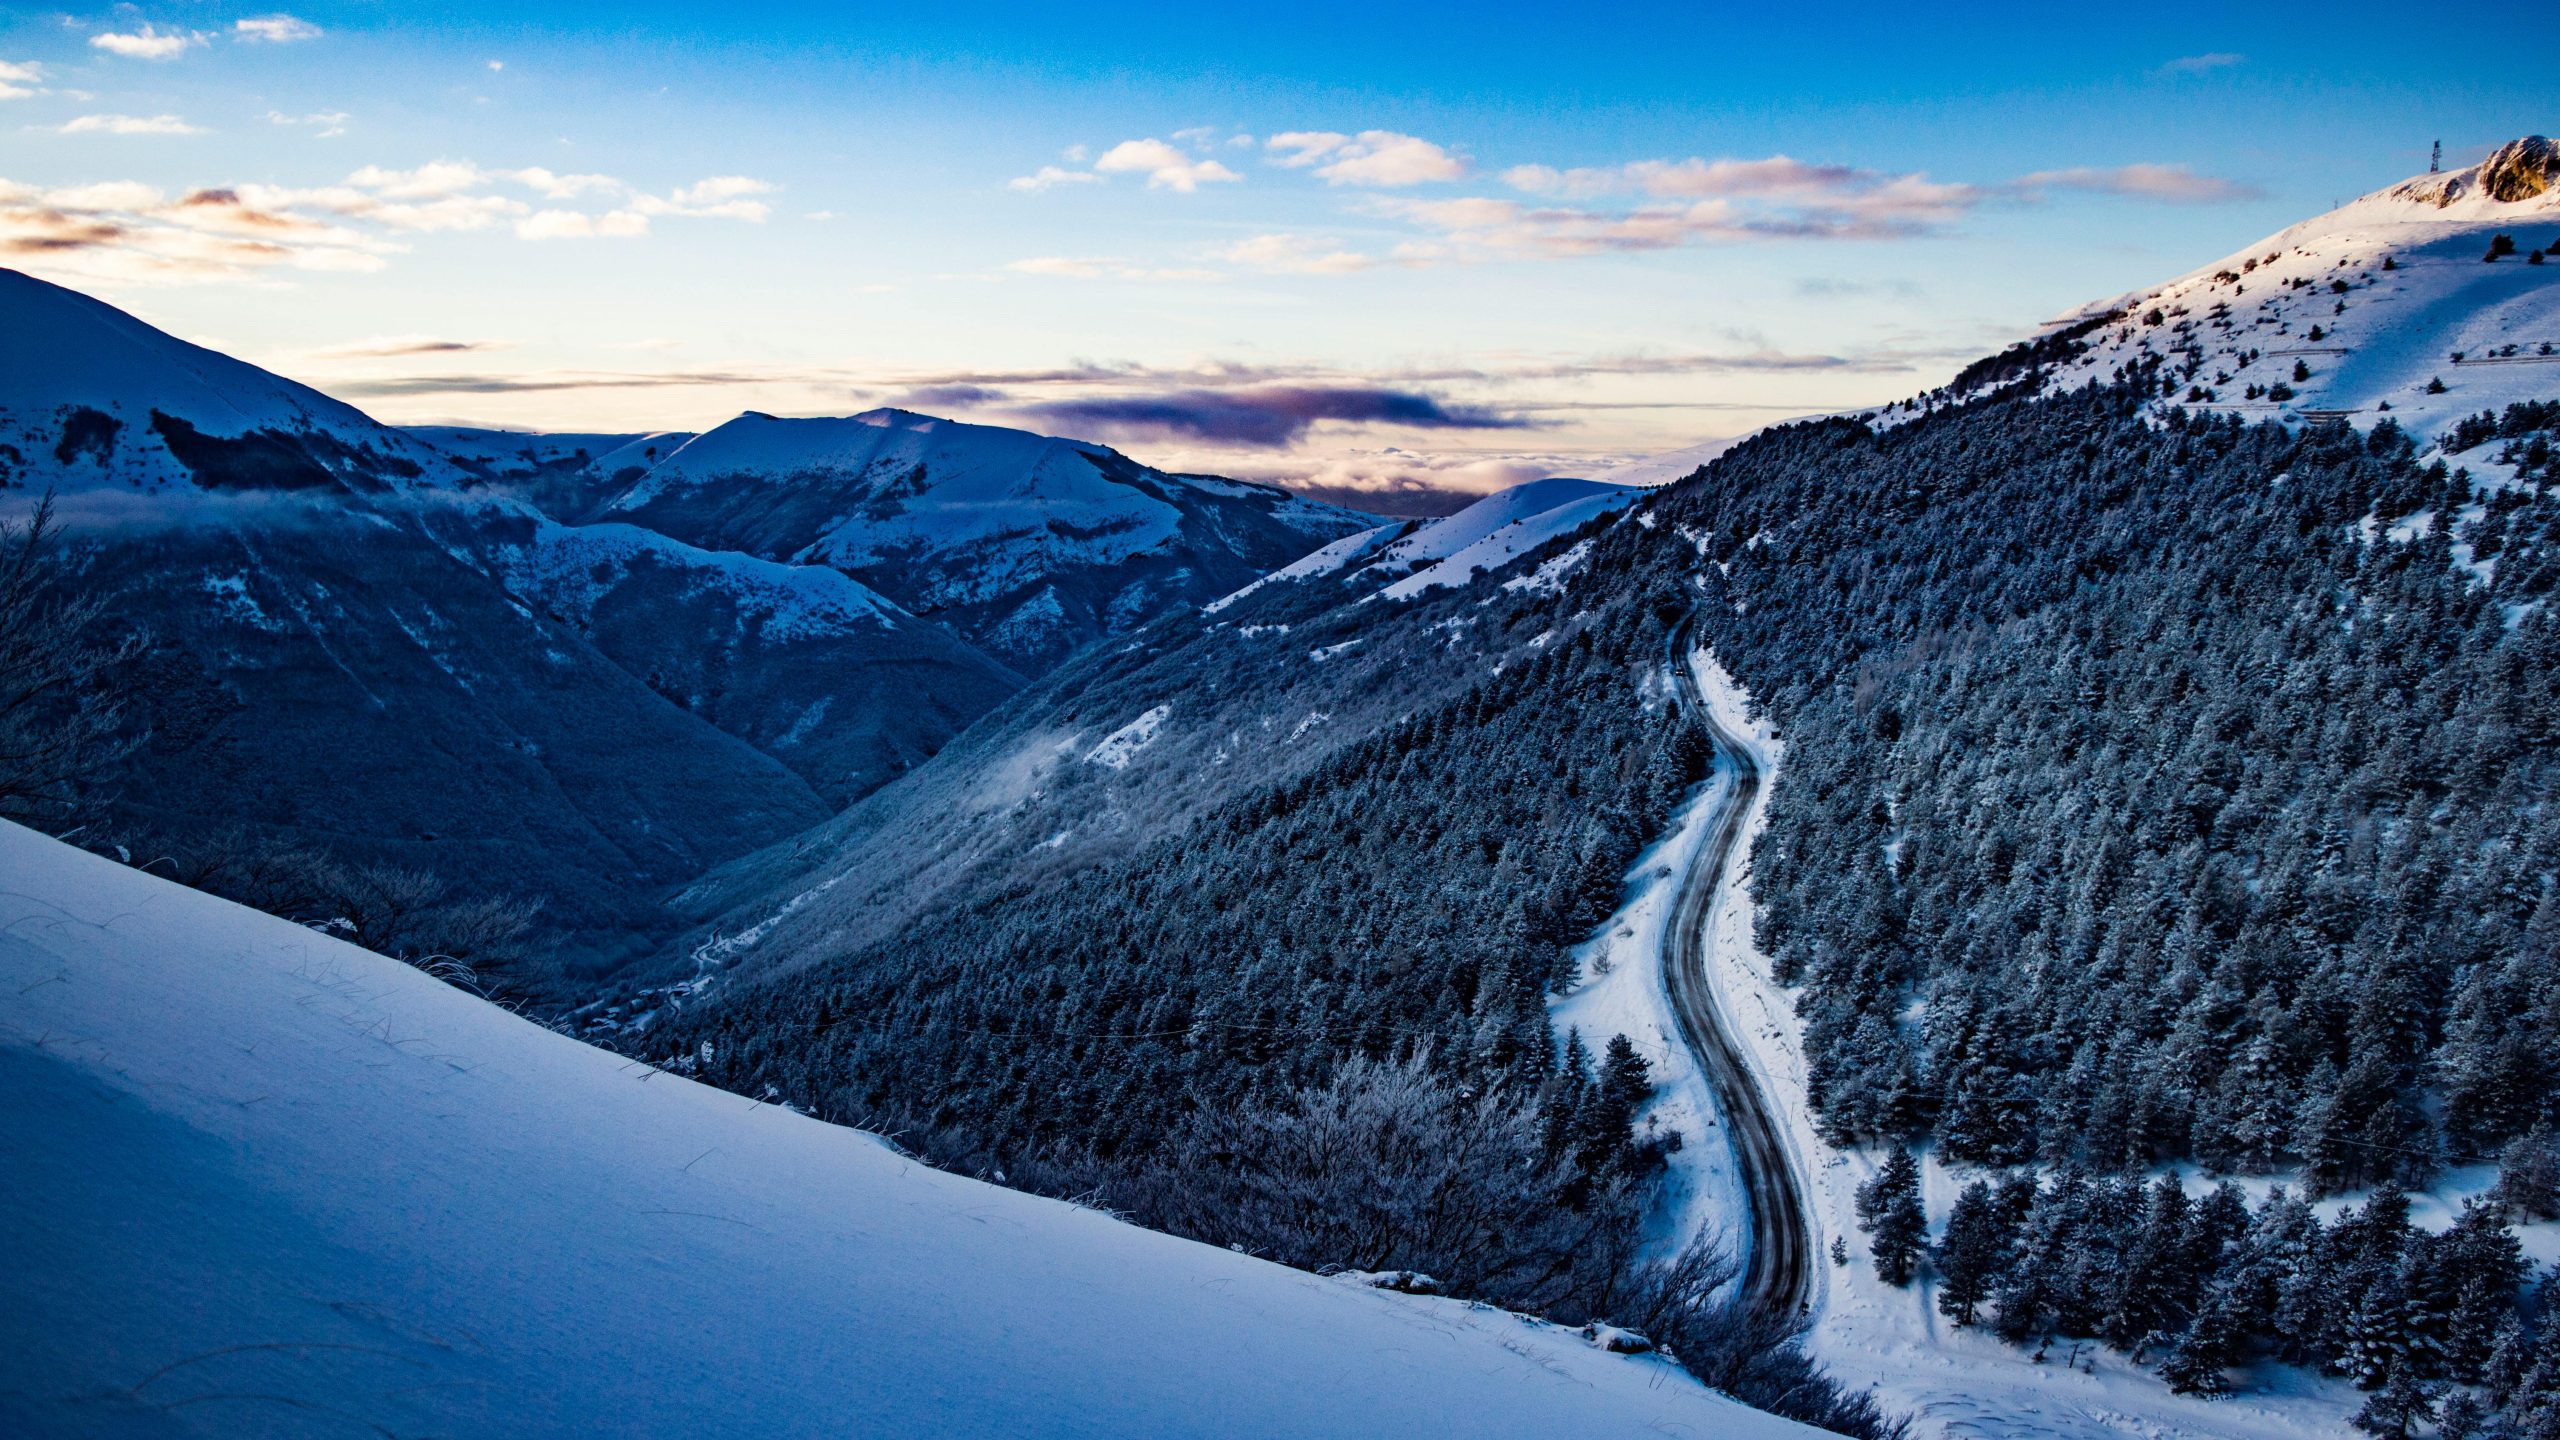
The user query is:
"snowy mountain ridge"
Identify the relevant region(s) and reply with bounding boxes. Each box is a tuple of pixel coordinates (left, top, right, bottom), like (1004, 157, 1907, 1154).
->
(1918, 135, 2560, 439)
(0, 267, 470, 494)
(603, 407, 1381, 671)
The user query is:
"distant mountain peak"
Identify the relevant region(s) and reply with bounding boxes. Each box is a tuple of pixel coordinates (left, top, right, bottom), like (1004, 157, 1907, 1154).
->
(0, 266, 469, 496)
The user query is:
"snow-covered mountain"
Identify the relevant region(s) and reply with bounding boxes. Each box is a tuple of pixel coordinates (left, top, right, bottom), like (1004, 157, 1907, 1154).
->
(602, 408, 1380, 672)
(0, 819, 1811, 1439)
(0, 267, 469, 494)
(1923, 135, 2560, 436)
(0, 273, 1022, 980)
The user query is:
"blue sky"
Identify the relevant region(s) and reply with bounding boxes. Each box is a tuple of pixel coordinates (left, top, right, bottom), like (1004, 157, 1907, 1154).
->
(1, 1, 2549, 500)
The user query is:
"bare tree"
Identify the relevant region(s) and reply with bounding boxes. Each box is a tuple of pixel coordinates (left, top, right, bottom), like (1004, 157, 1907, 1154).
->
(0, 493, 136, 825)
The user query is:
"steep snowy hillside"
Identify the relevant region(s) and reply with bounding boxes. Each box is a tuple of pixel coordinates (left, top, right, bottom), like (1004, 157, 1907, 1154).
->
(1590, 436, 1751, 488)
(0, 267, 467, 494)
(1927, 135, 2560, 438)
(0, 821, 1812, 1440)
(1206, 476, 1635, 611)
(603, 408, 1379, 672)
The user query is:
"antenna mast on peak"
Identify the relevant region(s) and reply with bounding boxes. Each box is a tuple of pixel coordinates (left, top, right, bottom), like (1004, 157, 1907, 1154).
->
(2430, 140, 2442, 173)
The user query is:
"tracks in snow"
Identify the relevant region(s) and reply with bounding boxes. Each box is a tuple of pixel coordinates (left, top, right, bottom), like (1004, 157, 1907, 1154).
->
(1661, 612, 1812, 1320)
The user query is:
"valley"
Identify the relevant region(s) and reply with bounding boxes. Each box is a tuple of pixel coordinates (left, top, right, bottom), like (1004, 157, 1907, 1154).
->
(4, 88, 2559, 1440)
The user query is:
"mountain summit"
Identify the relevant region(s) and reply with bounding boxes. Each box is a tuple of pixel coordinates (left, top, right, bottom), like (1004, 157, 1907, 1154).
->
(0, 267, 467, 495)
(601, 407, 1379, 672)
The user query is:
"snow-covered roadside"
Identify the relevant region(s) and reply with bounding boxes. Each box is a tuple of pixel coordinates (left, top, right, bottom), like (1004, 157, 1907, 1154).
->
(1550, 753, 1746, 1259)
(0, 820, 1817, 1440)
(1680, 652, 2368, 1440)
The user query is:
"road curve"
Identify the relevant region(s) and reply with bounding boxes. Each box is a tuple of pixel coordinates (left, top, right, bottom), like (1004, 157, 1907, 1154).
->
(1661, 612, 1812, 1319)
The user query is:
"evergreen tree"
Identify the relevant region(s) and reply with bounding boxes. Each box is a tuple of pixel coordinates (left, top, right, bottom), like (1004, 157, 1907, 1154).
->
(1856, 1148, 1928, 1287)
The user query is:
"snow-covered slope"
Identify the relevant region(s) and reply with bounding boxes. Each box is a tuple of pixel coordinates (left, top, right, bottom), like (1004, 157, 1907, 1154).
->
(1589, 436, 1751, 488)
(0, 266, 468, 494)
(1997, 135, 2560, 438)
(603, 408, 1379, 672)
(1204, 477, 1637, 611)
(1373, 478, 1635, 599)
(0, 820, 1813, 1440)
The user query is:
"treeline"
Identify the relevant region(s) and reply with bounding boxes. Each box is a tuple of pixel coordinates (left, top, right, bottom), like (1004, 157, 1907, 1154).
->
(1853, 1152, 2560, 1437)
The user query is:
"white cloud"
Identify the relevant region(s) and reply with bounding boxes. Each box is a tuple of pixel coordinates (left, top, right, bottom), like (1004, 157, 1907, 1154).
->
(1092, 138, 1240, 193)
(1008, 164, 1100, 192)
(1, 157, 772, 289)
(89, 25, 208, 61)
(1005, 255, 1222, 282)
(2158, 52, 2244, 75)
(1506, 155, 1881, 201)
(626, 175, 774, 221)
(1269, 130, 1465, 187)
(266, 109, 350, 137)
(234, 15, 322, 43)
(517, 208, 648, 240)
(1266, 131, 1349, 166)
(1223, 233, 1376, 275)
(58, 113, 204, 136)
(0, 175, 396, 286)
(0, 59, 43, 100)
(347, 161, 487, 199)
(2013, 163, 2259, 204)
(506, 166, 622, 199)
(669, 175, 770, 205)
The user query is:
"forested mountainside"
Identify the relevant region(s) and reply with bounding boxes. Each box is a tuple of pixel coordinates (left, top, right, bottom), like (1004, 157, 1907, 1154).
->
(663, 362, 2560, 1431)
(1665, 387, 2560, 1185)
(659, 510, 1708, 1228)
(1687, 381, 2560, 1424)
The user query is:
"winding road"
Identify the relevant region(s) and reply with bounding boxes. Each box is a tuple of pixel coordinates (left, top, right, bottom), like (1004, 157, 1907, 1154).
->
(1661, 612, 1812, 1319)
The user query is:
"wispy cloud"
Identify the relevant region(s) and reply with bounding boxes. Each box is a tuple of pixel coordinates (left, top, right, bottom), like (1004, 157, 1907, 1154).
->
(266, 109, 351, 138)
(2012, 164, 2261, 204)
(317, 336, 508, 358)
(89, 25, 209, 61)
(2158, 52, 2244, 76)
(234, 15, 323, 43)
(0, 160, 777, 285)
(1007, 165, 1099, 192)
(57, 114, 205, 136)
(1010, 385, 1534, 447)
(1005, 255, 1221, 281)
(1092, 138, 1241, 192)
(1222, 233, 1377, 274)
(516, 209, 647, 240)
(1267, 130, 1467, 186)
(0, 59, 44, 100)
